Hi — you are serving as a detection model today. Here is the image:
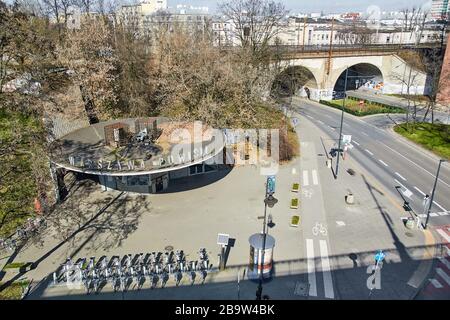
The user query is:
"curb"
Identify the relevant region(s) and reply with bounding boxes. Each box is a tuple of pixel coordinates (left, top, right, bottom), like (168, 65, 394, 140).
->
(386, 126, 443, 162)
(409, 228, 439, 300)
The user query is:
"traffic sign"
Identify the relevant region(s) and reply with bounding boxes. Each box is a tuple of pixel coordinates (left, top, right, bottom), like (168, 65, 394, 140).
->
(267, 176, 276, 194)
(342, 135, 352, 144)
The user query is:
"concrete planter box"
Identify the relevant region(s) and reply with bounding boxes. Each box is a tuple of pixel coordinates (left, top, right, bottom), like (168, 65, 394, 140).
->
(290, 215, 300, 227)
(291, 183, 300, 193)
(290, 198, 299, 209)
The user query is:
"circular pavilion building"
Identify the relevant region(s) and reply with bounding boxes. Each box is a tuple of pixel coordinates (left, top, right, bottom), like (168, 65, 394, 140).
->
(49, 117, 226, 196)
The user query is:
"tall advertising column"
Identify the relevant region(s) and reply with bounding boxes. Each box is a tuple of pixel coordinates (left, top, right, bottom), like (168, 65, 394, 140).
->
(248, 233, 276, 279)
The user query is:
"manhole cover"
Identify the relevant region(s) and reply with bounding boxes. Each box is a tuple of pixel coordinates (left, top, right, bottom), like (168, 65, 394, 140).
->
(165, 245, 174, 251)
(347, 169, 355, 176)
(405, 232, 414, 238)
(294, 281, 310, 296)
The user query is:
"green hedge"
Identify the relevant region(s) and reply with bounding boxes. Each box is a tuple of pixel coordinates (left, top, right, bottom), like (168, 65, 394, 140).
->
(319, 98, 405, 117)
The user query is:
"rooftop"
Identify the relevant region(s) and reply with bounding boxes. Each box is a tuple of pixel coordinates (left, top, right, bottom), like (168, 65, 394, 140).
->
(50, 117, 224, 176)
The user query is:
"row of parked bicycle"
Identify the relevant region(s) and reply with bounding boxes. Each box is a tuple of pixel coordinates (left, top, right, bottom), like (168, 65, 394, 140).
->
(0, 217, 47, 254)
(52, 248, 213, 294)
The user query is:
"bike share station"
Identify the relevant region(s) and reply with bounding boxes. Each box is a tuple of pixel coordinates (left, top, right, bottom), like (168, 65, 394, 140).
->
(52, 249, 215, 293)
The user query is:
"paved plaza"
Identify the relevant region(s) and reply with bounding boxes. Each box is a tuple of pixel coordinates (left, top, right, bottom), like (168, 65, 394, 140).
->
(0, 108, 437, 299)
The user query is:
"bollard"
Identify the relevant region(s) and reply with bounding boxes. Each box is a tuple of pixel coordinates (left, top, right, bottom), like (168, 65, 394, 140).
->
(405, 218, 415, 229)
(416, 216, 423, 230)
(345, 193, 354, 204)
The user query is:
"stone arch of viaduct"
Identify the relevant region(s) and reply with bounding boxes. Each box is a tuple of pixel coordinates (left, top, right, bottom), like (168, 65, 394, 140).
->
(276, 54, 429, 101)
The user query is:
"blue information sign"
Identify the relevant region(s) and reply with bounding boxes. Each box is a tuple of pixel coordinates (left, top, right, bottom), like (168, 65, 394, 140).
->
(267, 176, 276, 194)
(374, 250, 385, 263)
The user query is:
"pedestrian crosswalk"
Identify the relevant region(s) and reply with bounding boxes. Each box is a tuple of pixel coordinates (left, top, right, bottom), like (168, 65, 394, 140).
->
(304, 238, 334, 299)
(416, 211, 450, 220)
(302, 170, 319, 187)
(426, 225, 450, 293)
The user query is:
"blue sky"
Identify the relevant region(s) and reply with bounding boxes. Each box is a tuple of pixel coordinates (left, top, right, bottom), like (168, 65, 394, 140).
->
(170, 0, 431, 14)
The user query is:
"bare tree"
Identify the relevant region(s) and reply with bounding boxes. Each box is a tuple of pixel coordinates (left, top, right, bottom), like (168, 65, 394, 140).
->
(392, 50, 427, 131)
(75, 0, 93, 13)
(58, 18, 119, 123)
(337, 22, 376, 45)
(219, 0, 287, 61)
(422, 40, 448, 123)
(401, 6, 430, 45)
(13, 0, 46, 16)
(0, 1, 13, 93)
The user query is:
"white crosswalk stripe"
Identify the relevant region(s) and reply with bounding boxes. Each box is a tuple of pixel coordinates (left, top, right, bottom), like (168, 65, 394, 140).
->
(305, 239, 334, 299)
(312, 170, 319, 186)
(430, 213, 439, 217)
(438, 257, 450, 270)
(303, 170, 309, 186)
(436, 268, 450, 286)
(427, 227, 450, 291)
(319, 240, 334, 299)
(437, 229, 450, 243)
(430, 278, 443, 288)
(418, 212, 450, 219)
(306, 239, 317, 297)
(302, 170, 319, 187)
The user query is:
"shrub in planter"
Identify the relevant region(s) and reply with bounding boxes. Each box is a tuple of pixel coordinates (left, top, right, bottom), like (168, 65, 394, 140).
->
(290, 198, 299, 209)
(290, 215, 300, 227)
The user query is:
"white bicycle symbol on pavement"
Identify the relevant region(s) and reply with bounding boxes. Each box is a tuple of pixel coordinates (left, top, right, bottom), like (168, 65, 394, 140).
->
(302, 189, 314, 198)
(312, 222, 327, 236)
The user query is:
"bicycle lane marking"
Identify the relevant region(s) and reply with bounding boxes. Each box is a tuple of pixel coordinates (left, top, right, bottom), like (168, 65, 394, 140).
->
(300, 141, 335, 299)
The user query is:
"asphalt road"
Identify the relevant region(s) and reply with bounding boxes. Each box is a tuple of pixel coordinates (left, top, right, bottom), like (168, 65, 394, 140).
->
(292, 98, 450, 228)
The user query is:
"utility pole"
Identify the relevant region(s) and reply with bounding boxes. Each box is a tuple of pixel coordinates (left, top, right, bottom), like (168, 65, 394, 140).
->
(326, 17, 335, 75)
(256, 189, 268, 300)
(335, 67, 349, 179)
(425, 159, 447, 229)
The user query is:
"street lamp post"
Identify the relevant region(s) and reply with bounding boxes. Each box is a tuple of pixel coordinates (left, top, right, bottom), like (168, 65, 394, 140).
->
(424, 159, 447, 229)
(335, 67, 349, 179)
(256, 180, 277, 300)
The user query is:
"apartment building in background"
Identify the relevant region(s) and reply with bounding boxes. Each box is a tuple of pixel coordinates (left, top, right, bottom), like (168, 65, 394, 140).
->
(431, 0, 450, 20)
